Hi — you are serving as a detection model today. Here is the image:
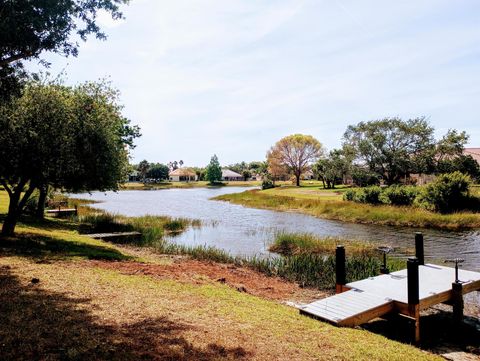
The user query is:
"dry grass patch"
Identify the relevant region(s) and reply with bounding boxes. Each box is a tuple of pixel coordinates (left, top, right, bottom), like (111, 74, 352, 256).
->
(0, 257, 439, 361)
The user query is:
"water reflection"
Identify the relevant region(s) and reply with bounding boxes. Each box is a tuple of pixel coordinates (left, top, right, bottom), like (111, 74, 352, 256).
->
(73, 187, 480, 271)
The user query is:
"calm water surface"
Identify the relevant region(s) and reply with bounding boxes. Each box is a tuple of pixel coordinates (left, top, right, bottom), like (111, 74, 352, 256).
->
(74, 187, 480, 271)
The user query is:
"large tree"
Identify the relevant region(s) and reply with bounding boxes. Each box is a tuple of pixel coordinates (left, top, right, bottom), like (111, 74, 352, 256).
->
(0, 0, 127, 99)
(0, 80, 139, 236)
(343, 117, 435, 185)
(268, 134, 323, 186)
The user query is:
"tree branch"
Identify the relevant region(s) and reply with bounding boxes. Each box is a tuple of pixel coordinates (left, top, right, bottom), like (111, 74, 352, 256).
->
(0, 50, 33, 68)
(0, 179, 13, 197)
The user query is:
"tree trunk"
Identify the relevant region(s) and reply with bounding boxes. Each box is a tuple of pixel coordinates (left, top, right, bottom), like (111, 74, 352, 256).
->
(1, 184, 35, 236)
(1, 191, 20, 237)
(295, 172, 300, 186)
(35, 184, 48, 219)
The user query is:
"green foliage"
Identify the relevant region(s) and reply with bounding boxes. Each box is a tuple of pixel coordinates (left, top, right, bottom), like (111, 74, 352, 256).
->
(380, 185, 419, 206)
(205, 154, 222, 184)
(345, 174, 477, 213)
(261, 177, 275, 190)
(437, 155, 480, 181)
(137, 160, 150, 181)
(146, 163, 169, 181)
(343, 117, 435, 184)
(416, 172, 472, 213)
(0, 0, 127, 99)
(313, 149, 351, 189)
(0, 80, 140, 235)
(344, 185, 418, 206)
(351, 166, 380, 187)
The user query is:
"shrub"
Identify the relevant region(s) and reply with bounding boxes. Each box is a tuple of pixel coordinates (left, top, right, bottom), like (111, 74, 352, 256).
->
(343, 189, 357, 202)
(380, 185, 419, 206)
(262, 178, 275, 190)
(416, 172, 472, 213)
(356, 186, 382, 204)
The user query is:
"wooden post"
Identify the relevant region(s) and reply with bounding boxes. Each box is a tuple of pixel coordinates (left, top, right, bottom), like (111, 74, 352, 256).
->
(407, 257, 420, 343)
(336, 246, 346, 294)
(74, 205, 78, 216)
(452, 282, 463, 325)
(415, 232, 424, 265)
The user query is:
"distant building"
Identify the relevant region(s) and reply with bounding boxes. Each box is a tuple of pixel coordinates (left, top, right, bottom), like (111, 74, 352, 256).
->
(464, 148, 480, 164)
(221, 169, 243, 181)
(169, 168, 198, 182)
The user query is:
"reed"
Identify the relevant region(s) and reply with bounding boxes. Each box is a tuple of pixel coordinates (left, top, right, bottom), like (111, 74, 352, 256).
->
(270, 232, 375, 256)
(214, 189, 480, 230)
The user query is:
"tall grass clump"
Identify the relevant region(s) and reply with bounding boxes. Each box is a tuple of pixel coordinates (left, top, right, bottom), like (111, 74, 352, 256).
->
(78, 211, 201, 245)
(270, 232, 375, 256)
(78, 213, 134, 234)
(247, 253, 404, 289)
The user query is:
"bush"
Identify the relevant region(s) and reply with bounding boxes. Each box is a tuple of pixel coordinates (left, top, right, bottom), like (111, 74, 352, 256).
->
(380, 185, 419, 206)
(262, 178, 275, 190)
(357, 186, 382, 204)
(416, 172, 472, 213)
(343, 189, 356, 202)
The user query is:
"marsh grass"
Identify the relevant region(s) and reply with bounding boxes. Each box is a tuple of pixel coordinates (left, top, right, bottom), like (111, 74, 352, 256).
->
(77, 211, 201, 246)
(215, 189, 480, 230)
(270, 232, 376, 256)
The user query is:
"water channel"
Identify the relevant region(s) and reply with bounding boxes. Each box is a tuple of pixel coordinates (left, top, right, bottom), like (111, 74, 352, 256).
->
(74, 186, 480, 272)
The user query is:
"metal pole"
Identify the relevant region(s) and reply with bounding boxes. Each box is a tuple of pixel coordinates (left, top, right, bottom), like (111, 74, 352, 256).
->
(407, 257, 420, 305)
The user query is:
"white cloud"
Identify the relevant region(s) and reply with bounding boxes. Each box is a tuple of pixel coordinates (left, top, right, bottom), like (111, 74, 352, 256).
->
(28, 0, 480, 165)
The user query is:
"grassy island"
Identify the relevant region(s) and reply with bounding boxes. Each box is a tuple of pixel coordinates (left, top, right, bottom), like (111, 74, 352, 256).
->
(213, 182, 480, 230)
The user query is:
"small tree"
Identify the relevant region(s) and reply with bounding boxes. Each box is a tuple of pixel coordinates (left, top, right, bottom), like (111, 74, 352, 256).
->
(266, 148, 288, 186)
(205, 155, 222, 184)
(138, 160, 150, 182)
(269, 134, 324, 186)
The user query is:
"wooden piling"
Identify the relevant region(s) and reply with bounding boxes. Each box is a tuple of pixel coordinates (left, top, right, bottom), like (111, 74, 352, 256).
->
(336, 246, 346, 294)
(452, 282, 464, 325)
(407, 257, 420, 343)
(415, 233, 424, 265)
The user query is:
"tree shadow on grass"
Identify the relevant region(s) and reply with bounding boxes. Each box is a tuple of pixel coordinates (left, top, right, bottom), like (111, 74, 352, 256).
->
(361, 308, 480, 356)
(0, 213, 81, 233)
(0, 265, 251, 360)
(0, 233, 130, 261)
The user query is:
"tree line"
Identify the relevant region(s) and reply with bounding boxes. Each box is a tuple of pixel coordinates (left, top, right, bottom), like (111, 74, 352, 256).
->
(264, 117, 479, 189)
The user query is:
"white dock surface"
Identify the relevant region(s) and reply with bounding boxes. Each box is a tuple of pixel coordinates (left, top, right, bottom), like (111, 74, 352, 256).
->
(301, 264, 480, 325)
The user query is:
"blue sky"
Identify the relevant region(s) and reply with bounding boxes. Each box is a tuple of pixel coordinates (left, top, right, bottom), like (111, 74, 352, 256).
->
(32, 0, 480, 166)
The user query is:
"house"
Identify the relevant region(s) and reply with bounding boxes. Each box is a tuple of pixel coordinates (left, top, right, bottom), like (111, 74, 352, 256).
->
(169, 168, 198, 182)
(464, 148, 480, 164)
(221, 169, 243, 181)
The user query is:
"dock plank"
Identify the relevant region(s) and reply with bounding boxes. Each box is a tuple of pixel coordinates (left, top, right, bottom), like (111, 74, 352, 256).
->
(301, 264, 480, 329)
(300, 290, 393, 325)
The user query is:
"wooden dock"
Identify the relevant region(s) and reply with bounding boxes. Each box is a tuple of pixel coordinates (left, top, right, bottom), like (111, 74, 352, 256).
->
(45, 207, 77, 216)
(87, 232, 142, 240)
(300, 233, 480, 342)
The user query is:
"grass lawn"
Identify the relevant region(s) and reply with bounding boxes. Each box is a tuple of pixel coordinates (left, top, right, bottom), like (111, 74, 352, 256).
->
(0, 189, 445, 360)
(214, 183, 480, 230)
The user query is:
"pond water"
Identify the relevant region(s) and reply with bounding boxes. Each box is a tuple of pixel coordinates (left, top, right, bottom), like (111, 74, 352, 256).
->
(74, 187, 480, 272)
